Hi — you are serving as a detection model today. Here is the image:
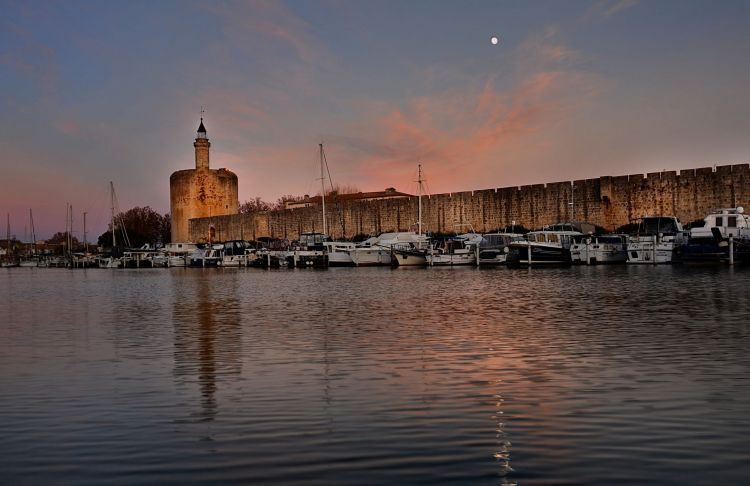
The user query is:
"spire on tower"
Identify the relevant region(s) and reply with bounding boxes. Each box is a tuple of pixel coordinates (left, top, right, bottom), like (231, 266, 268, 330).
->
(196, 106, 207, 138)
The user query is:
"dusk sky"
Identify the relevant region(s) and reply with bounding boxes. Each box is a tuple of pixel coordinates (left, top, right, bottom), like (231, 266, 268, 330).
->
(2, 0, 750, 238)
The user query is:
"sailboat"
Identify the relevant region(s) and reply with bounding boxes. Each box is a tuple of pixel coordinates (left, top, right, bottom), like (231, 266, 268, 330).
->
(288, 144, 331, 268)
(391, 165, 430, 266)
(97, 182, 125, 268)
(19, 209, 39, 267)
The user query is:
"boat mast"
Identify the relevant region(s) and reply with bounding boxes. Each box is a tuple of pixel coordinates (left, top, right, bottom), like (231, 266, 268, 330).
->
(417, 164, 423, 236)
(110, 181, 116, 248)
(6, 213, 10, 262)
(83, 211, 88, 254)
(320, 143, 327, 235)
(29, 209, 36, 255)
(69, 204, 73, 260)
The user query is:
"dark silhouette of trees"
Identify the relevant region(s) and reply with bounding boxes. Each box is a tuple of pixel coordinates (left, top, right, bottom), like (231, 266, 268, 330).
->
(97, 206, 170, 248)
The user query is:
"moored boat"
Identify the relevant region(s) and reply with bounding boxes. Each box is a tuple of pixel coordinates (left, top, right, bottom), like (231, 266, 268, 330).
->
(627, 216, 687, 264)
(426, 233, 483, 266)
(477, 233, 523, 265)
(682, 207, 750, 264)
(324, 241, 356, 266)
(570, 234, 628, 264)
(506, 223, 590, 267)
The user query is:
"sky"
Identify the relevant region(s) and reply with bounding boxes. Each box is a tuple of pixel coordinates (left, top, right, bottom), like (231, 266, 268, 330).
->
(2, 0, 750, 238)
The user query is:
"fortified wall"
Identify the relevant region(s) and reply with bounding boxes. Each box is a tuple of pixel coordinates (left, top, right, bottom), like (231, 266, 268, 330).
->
(188, 164, 750, 242)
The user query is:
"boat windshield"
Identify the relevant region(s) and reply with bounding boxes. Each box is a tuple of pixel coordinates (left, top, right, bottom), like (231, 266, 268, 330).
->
(640, 218, 680, 235)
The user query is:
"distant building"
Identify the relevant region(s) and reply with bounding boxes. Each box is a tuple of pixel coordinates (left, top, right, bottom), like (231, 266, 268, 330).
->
(285, 188, 411, 209)
(170, 119, 239, 242)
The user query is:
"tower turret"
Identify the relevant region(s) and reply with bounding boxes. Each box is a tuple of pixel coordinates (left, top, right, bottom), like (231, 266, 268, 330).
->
(194, 118, 210, 170)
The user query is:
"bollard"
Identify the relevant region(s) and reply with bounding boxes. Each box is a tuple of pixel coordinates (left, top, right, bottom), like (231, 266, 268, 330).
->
(729, 236, 734, 265)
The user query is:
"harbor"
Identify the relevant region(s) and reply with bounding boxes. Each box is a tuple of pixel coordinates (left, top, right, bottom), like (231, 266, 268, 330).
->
(3, 1, 750, 484)
(2, 263, 749, 485)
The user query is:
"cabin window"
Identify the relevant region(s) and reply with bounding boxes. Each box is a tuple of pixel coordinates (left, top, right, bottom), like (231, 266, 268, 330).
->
(715, 216, 724, 227)
(548, 234, 559, 243)
(728, 216, 737, 227)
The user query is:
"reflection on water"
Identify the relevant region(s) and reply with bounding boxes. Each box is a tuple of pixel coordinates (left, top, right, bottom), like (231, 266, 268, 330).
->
(172, 271, 242, 422)
(0, 265, 749, 485)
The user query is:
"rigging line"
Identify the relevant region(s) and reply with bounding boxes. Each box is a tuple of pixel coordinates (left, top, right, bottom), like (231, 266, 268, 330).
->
(322, 146, 335, 193)
(322, 145, 346, 235)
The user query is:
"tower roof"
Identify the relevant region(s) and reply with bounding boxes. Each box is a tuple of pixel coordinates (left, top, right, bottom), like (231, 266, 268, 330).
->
(197, 117, 206, 134)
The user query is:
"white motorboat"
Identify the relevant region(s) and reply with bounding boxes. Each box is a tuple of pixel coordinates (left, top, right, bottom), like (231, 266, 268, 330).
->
(682, 207, 750, 263)
(506, 223, 590, 266)
(426, 233, 483, 266)
(627, 216, 687, 264)
(324, 241, 356, 266)
(570, 234, 628, 264)
(189, 246, 222, 267)
(164, 242, 198, 267)
(346, 237, 392, 266)
(391, 233, 431, 266)
(219, 240, 253, 267)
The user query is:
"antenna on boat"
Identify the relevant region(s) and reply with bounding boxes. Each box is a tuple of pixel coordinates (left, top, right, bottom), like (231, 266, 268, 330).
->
(320, 143, 327, 236)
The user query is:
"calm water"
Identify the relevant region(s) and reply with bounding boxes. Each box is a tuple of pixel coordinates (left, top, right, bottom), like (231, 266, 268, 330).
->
(1, 265, 749, 485)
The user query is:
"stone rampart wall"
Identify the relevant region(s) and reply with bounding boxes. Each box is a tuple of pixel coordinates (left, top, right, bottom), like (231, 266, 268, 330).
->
(188, 164, 750, 242)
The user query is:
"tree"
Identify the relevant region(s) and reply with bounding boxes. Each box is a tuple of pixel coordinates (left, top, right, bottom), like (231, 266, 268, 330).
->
(272, 195, 304, 210)
(97, 206, 170, 248)
(239, 197, 272, 214)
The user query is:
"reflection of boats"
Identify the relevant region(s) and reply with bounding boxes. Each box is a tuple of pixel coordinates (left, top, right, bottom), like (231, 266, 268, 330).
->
(570, 234, 628, 264)
(477, 233, 523, 266)
(506, 223, 590, 266)
(627, 216, 687, 264)
(427, 233, 483, 266)
(682, 207, 750, 264)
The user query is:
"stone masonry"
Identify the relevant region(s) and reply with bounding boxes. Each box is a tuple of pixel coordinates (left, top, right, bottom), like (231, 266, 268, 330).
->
(188, 164, 750, 242)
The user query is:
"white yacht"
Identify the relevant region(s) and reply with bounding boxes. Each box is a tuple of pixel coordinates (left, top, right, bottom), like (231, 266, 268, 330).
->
(189, 245, 222, 267)
(688, 207, 750, 239)
(347, 236, 392, 267)
(324, 241, 356, 266)
(219, 240, 253, 267)
(627, 216, 687, 264)
(391, 233, 431, 266)
(506, 223, 590, 266)
(682, 207, 750, 263)
(426, 233, 483, 266)
(570, 234, 628, 264)
(164, 242, 198, 267)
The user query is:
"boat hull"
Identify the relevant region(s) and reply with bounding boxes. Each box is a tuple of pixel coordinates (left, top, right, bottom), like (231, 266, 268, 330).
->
(506, 243, 572, 266)
(392, 249, 427, 266)
(349, 248, 392, 266)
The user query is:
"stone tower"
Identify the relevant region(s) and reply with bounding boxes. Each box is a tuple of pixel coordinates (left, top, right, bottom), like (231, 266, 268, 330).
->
(170, 119, 239, 242)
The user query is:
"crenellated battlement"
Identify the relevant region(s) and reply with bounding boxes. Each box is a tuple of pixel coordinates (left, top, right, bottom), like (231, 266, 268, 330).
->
(189, 164, 750, 242)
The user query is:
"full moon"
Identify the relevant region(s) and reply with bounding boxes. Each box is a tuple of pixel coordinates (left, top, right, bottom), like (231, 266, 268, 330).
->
(490, 36, 499, 45)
